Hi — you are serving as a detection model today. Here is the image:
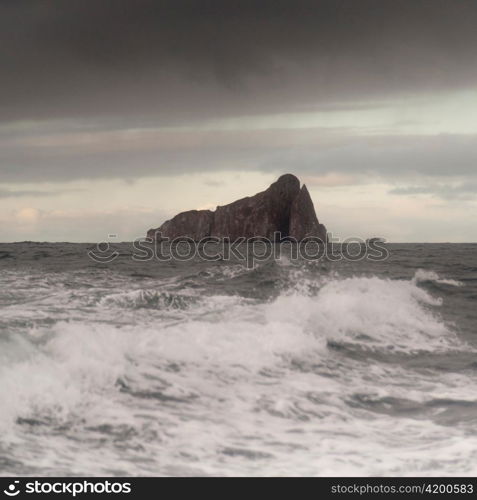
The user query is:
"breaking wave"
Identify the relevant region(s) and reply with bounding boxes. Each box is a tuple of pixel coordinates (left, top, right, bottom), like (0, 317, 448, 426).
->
(0, 248, 476, 476)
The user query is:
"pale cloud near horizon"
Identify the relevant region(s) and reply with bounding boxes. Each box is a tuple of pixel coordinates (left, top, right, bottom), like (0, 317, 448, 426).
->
(1, 172, 476, 243)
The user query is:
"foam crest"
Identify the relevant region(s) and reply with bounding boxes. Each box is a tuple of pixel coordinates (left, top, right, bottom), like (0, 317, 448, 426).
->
(413, 269, 463, 287)
(267, 275, 454, 352)
(0, 322, 135, 433)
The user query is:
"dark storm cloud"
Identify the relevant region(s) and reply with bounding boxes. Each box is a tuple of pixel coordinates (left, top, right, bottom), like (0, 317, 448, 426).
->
(2, 0, 477, 122)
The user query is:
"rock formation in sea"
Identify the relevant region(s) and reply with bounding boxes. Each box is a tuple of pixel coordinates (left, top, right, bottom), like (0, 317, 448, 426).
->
(147, 174, 327, 241)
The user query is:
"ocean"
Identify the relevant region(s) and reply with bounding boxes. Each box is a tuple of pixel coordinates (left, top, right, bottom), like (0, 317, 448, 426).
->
(0, 242, 476, 476)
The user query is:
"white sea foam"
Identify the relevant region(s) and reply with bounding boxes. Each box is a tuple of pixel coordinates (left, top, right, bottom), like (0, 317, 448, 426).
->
(413, 269, 464, 287)
(269, 274, 456, 352)
(0, 269, 475, 476)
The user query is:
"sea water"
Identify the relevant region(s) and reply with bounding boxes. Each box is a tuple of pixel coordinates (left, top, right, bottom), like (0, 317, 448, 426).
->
(0, 242, 476, 476)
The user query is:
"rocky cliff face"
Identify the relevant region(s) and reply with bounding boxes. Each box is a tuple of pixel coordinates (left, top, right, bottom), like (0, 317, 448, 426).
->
(147, 174, 326, 241)
(147, 210, 214, 240)
(289, 185, 327, 242)
(211, 174, 300, 240)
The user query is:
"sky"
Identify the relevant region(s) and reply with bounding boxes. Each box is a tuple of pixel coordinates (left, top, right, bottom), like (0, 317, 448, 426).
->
(1, 0, 477, 242)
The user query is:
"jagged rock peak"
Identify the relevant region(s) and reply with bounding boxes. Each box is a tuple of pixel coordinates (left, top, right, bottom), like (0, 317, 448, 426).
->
(147, 174, 326, 242)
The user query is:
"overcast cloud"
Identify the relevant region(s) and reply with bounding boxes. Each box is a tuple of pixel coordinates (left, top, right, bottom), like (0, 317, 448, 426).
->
(3, 0, 477, 121)
(1, 1, 477, 241)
